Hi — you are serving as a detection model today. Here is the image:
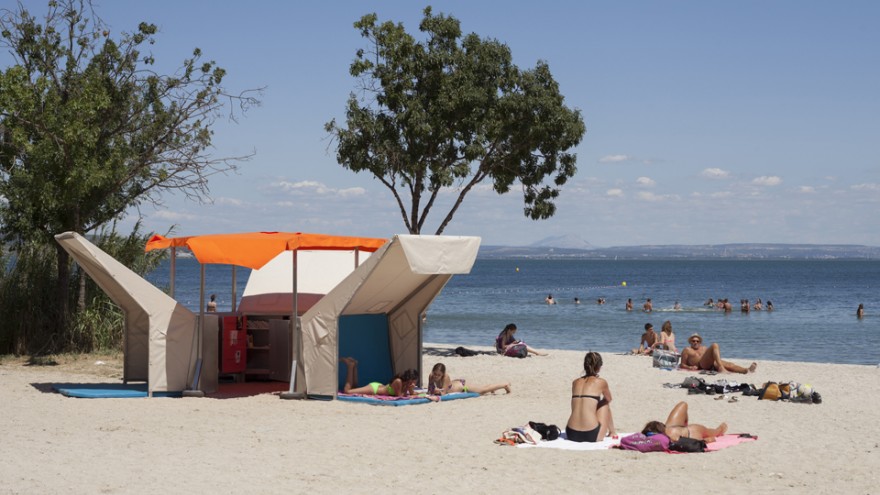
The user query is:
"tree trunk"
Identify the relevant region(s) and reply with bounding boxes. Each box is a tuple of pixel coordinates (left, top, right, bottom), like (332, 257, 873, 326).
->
(77, 264, 86, 312)
(55, 244, 70, 349)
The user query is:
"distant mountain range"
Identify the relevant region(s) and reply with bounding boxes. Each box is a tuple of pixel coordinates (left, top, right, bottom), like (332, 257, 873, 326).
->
(479, 236, 880, 259)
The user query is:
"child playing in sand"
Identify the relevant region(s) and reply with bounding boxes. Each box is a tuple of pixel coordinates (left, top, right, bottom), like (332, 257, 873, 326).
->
(641, 401, 728, 442)
(427, 363, 511, 396)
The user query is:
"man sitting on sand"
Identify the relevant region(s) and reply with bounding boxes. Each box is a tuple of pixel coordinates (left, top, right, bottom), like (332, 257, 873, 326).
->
(631, 323, 657, 355)
(679, 333, 757, 374)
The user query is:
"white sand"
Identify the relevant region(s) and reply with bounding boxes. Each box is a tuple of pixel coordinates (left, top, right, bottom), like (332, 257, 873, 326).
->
(1, 345, 877, 494)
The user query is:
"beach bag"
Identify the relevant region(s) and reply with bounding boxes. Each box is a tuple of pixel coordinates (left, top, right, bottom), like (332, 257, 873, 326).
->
(759, 382, 781, 401)
(653, 350, 679, 368)
(619, 433, 670, 452)
(528, 421, 561, 441)
(668, 437, 707, 453)
(504, 343, 528, 358)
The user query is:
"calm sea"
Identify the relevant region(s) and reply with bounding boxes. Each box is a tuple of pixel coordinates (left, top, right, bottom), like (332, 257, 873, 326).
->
(146, 258, 880, 366)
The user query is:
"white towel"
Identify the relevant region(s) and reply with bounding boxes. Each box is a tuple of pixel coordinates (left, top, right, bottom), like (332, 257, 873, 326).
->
(518, 432, 632, 450)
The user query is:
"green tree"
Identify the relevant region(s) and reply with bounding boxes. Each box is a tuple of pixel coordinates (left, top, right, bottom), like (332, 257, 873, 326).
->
(326, 7, 586, 235)
(0, 0, 259, 342)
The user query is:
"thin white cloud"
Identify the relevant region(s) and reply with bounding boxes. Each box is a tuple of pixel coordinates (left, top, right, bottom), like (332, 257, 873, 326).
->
(851, 183, 880, 191)
(700, 168, 730, 179)
(153, 210, 197, 221)
(636, 177, 655, 187)
(752, 176, 782, 186)
(637, 191, 679, 202)
(599, 154, 632, 164)
(273, 180, 366, 197)
(798, 186, 816, 193)
(215, 197, 244, 206)
(606, 188, 624, 197)
(710, 191, 733, 199)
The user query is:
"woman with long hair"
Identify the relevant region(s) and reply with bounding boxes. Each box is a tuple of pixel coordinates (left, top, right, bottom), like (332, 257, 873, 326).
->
(340, 357, 419, 397)
(642, 401, 727, 442)
(495, 323, 547, 357)
(565, 351, 616, 442)
(427, 363, 511, 396)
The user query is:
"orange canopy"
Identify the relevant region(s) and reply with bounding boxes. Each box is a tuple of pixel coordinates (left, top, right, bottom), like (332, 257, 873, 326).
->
(145, 232, 389, 270)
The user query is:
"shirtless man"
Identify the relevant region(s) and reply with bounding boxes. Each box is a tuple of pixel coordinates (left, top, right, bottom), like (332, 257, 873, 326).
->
(631, 323, 657, 355)
(643, 298, 653, 312)
(679, 333, 757, 374)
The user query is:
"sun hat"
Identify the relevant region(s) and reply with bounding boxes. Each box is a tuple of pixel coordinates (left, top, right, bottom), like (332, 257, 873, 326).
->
(688, 333, 703, 343)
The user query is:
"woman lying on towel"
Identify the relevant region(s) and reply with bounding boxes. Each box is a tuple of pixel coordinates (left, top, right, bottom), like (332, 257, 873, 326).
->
(340, 357, 419, 397)
(427, 363, 511, 396)
(642, 401, 728, 442)
(566, 351, 618, 442)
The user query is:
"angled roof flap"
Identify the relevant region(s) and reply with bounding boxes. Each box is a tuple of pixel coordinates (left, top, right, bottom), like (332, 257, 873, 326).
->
(397, 235, 480, 274)
(145, 232, 388, 270)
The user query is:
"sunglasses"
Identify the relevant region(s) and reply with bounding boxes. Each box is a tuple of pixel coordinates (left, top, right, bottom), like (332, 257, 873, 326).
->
(689, 339, 701, 344)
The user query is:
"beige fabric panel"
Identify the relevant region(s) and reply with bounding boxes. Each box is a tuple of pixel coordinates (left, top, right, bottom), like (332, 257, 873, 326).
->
(54, 232, 197, 393)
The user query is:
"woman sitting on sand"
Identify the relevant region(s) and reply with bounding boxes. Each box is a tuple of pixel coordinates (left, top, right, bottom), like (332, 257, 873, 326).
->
(340, 357, 418, 397)
(495, 323, 547, 357)
(427, 363, 511, 396)
(566, 351, 617, 442)
(652, 320, 677, 353)
(642, 401, 727, 442)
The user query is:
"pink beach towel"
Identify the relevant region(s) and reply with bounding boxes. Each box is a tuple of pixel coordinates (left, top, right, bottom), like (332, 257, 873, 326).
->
(705, 433, 758, 452)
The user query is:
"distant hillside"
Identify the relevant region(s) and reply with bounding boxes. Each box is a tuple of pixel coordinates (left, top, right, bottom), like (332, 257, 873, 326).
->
(478, 243, 880, 260)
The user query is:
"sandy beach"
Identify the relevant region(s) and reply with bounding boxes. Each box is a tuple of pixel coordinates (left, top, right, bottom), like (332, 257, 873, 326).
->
(1, 345, 877, 494)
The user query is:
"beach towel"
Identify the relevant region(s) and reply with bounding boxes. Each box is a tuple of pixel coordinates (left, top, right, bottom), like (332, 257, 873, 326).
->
(517, 432, 631, 450)
(52, 383, 181, 398)
(519, 433, 756, 452)
(337, 392, 479, 406)
(705, 434, 758, 452)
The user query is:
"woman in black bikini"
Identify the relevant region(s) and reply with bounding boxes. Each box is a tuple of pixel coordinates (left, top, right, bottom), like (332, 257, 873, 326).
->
(565, 351, 617, 442)
(641, 401, 727, 442)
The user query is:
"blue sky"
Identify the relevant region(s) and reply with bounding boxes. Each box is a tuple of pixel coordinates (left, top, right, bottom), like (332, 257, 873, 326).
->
(5, 1, 879, 246)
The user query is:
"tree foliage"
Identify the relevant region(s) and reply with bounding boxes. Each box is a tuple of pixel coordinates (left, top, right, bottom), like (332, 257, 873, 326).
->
(326, 7, 586, 235)
(0, 0, 258, 348)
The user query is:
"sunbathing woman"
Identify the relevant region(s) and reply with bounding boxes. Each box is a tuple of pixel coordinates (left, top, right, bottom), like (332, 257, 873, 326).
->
(340, 357, 418, 397)
(495, 323, 547, 357)
(642, 401, 728, 443)
(566, 351, 617, 442)
(652, 320, 677, 353)
(427, 363, 511, 396)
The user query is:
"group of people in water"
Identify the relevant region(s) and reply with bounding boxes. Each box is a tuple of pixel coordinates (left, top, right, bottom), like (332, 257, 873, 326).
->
(547, 294, 776, 314)
(705, 298, 774, 313)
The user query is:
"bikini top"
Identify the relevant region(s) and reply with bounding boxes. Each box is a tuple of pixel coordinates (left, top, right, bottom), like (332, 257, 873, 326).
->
(572, 394, 601, 400)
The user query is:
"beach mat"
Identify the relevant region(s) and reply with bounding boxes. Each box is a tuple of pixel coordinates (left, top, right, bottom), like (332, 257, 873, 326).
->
(518, 432, 631, 450)
(53, 383, 182, 398)
(337, 392, 479, 406)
